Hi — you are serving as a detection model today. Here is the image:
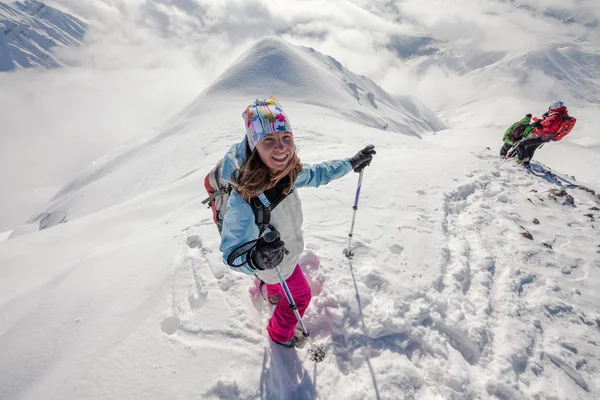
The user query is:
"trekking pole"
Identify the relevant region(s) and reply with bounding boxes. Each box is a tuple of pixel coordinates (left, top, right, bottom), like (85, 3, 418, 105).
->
(262, 231, 326, 362)
(505, 139, 523, 160)
(344, 169, 365, 258)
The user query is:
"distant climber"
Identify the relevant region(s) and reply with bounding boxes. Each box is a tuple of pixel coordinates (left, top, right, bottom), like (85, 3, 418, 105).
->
(500, 114, 534, 157)
(515, 101, 576, 167)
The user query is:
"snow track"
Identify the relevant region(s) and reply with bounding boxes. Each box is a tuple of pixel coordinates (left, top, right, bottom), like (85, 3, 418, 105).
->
(162, 224, 234, 338)
(300, 152, 600, 399)
(420, 153, 600, 399)
(291, 150, 600, 399)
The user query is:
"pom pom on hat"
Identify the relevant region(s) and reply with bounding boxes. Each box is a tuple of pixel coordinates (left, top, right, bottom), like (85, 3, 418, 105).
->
(242, 96, 292, 150)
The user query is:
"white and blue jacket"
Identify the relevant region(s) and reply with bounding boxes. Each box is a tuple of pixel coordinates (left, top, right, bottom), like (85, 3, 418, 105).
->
(219, 139, 352, 284)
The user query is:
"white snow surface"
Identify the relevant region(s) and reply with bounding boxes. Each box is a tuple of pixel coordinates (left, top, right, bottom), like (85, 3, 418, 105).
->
(0, 0, 86, 71)
(1, 38, 600, 400)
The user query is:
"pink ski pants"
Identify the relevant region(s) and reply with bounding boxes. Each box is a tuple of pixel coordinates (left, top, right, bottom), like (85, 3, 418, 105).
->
(265, 265, 312, 342)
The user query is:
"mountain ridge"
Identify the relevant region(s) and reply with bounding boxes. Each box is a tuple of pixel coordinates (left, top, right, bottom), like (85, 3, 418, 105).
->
(196, 36, 447, 136)
(0, 0, 86, 71)
(25, 37, 446, 231)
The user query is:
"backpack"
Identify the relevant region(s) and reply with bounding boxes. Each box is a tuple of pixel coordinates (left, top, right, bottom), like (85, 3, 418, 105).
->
(553, 116, 576, 141)
(202, 158, 288, 236)
(202, 159, 232, 233)
(507, 123, 527, 142)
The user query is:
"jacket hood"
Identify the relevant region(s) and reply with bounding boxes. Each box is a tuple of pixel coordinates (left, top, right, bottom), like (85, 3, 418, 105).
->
(221, 138, 250, 184)
(520, 116, 532, 125)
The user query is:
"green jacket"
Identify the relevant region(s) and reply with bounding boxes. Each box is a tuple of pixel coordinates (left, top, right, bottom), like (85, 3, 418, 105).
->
(503, 116, 533, 145)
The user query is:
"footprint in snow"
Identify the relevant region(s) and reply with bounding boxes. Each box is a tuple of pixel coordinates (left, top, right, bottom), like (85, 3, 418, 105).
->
(218, 275, 232, 292)
(299, 251, 320, 273)
(170, 250, 209, 324)
(186, 234, 202, 249)
(185, 228, 227, 281)
(496, 194, 510, 203)
(161, 316, 181, 335)
(389, 244, 404, 255)
(363, 270, 388, 290)
(418, 213, 432, 222)
(189, 291, 208, 310)
(432, 319, 482, 365)
(562, 259, 588, 281)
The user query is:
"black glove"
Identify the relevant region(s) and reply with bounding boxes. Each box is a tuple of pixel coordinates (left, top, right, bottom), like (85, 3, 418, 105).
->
(250, 232, 287, 270)
(349, 145, 376, 173)
(533, 121, 543, 130)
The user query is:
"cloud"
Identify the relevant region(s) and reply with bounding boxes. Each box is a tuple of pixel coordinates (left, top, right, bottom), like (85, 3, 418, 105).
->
(0, 1, 214, 229)
(12, 0, 600, 118)
(46, 0, 600, 90)
(0, 50, 206, 228)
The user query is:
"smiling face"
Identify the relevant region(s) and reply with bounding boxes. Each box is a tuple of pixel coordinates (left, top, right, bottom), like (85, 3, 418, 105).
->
(255, 131, 296, 172)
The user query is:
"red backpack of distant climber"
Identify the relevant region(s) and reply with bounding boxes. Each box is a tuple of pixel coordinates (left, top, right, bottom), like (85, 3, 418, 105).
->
(554, 116, 576, 141)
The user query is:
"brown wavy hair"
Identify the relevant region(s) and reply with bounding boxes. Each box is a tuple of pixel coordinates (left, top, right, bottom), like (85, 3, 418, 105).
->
(232, 145, 302, 202)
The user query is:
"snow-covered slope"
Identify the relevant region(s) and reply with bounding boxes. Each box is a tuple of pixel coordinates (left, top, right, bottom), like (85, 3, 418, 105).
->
(0, 0, 86, 71)
(1, 33, 599, 400)
(1, 117, 599, 399)
(199, 37, 447, 135)
(522, 45, 600, 103)
(410, 41, 600, 108)
(21, 37, 445, 233)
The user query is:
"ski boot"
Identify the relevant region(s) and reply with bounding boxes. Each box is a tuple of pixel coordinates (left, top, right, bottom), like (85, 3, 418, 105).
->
(273, 328, 308, 349)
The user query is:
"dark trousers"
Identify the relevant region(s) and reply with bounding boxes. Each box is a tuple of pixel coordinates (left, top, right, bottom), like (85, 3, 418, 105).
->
(516, 138, 546, 162)
(499, 142, 513, 157)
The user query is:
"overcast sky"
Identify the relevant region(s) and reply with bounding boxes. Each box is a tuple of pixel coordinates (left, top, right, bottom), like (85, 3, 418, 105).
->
(50, 0, 600, 80)
(1, 0, 599, 230)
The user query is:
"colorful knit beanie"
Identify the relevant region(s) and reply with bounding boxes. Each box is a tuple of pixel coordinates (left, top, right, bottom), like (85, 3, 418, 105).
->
(242, 96, 292, 151)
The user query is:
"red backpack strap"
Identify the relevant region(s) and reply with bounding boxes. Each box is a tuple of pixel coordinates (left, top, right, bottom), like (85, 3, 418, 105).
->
(203, 174, 219, 225)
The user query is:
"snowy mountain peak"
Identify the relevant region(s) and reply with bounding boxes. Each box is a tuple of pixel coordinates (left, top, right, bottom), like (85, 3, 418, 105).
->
(15, 36, 443, 233)
(198, 36, 446, 135)
(0, 0, 86, 71)
(204, 36, 317, 98)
